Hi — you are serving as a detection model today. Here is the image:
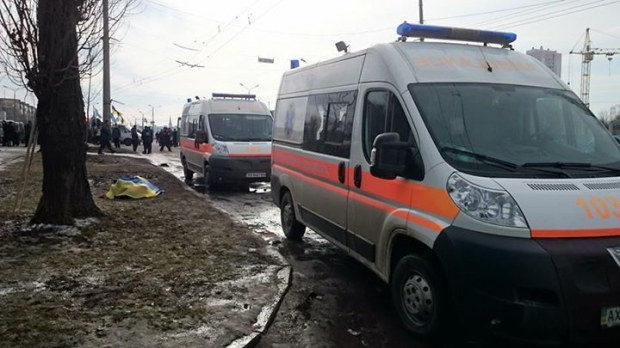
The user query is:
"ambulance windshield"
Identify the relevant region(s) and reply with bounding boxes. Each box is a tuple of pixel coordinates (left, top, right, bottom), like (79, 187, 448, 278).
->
(410, 83, 620, 178)
(209, 114, 273, 142)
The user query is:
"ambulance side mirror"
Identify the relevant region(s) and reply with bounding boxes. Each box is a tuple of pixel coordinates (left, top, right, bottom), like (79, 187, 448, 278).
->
(370, 132, 409, 180)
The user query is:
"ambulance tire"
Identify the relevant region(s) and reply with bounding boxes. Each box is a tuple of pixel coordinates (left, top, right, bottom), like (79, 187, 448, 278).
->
(182, 157, 193, 184)
(204, 164, 219, 191)
(392, 254, 449, 341)
(280, 192, 305, 240)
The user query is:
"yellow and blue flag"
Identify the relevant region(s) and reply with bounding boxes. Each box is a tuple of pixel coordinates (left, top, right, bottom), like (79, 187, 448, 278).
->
(112, 105, 125, 124)
(105, 176, 163, 199)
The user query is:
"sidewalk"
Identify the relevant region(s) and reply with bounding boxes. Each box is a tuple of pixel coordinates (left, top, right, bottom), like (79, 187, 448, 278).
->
(0, 146, 27, 168)
(0, 152, 289, 348)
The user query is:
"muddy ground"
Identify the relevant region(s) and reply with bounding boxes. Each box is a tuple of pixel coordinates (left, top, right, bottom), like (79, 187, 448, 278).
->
(0, 153, 282, 348)
(149, 150, 480, 348)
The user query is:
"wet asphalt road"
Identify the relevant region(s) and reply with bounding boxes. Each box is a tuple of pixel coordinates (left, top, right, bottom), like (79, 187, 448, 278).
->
(142, 149, 478, 348)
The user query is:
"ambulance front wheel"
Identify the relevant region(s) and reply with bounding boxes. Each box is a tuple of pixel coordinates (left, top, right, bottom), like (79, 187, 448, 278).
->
(182, 157, 193, 184)
(392, 254, 450, 341)
(280, 191, 305, 240)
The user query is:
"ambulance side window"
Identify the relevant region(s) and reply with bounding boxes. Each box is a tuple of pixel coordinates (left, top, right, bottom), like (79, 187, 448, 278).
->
(303, 91, 357, 158)
(363, 91, 413, 162)
(188, 115, 197, 139)
(181, 115, 189, 136)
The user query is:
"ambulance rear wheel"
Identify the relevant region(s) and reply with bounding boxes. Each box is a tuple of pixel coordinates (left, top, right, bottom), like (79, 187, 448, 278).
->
(392, 254, 448, 341)
(280, 192, 305, 240)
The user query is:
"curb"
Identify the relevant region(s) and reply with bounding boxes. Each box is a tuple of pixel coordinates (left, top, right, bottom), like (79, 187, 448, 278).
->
(229, 265, 293, 348)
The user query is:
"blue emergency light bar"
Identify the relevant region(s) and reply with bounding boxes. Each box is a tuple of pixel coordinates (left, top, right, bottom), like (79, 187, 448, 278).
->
(397, 22, 517, 45)
(212, 93, 256, 100)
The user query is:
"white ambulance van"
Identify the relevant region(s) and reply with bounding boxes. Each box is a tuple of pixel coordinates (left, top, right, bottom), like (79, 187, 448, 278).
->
(271, 23, 620, 346)
(180, 93, 273, 189)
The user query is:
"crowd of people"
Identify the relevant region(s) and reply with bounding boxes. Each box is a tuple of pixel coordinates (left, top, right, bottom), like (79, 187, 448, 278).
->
(1, 120, 33, 147)
(92, 119, 179, 155)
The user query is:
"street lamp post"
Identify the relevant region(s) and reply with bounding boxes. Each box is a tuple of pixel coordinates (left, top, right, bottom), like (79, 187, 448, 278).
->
(3, 85, 18, 121)
(148, 104, 161, 128)
(240, 83, 259, 95)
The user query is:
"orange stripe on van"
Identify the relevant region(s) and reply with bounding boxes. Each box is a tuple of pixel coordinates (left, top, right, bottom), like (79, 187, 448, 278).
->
(273, 148, 342, 184)
(276, 163, 444, 233)
(532, 228, 620, 239)
(273, 148, 458, 220)
(229, 153, 270, 158)
(274, 164, 348, 197)
(180, 138, 213, 154)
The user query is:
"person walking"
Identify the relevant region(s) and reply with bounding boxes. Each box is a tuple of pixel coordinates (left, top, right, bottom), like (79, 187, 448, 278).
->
(142, 126, 153, 154)
(98, 120, 115, 154)
(131, 125, 140, 152)
(24, 120, 32, 147)
(112, 124, 121, 148)
(172, 127, 179, 147)
(159, 127, 172, 152)
(1, 121, 8, 147)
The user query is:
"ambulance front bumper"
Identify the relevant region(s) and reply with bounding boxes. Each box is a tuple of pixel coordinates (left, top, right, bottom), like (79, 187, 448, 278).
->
(434, 226, 620, 347)
(209, 155, 271, 184)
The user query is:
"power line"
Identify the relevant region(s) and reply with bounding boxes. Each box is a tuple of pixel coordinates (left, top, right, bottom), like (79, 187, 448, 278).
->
(591, 28, 620, 42)
(143, 0, 224, 24)
(113, 1, 261, 93)
(114, 0, 282, 94)
(469, 0, 584, 28)
(427, 1, 562, 21)
(493, 1, 620, 30)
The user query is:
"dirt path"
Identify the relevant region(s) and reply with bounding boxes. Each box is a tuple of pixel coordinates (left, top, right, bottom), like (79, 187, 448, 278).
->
(0, 154, 286, 348)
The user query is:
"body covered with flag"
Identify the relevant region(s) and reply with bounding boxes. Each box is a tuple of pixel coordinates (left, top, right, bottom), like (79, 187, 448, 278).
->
(105, 176, 163, 199)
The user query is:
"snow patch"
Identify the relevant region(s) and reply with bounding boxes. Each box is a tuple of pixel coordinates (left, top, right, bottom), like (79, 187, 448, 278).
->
(24, 224, 82, 236)
(0, 281, 46, 296)
(225, 333, 258, 348)
(167, 324, 221, 339)
(74, 217, 100, 228)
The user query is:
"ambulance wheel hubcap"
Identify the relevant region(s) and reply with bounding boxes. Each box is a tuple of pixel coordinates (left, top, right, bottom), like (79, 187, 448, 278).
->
(403, 274, 433, 325)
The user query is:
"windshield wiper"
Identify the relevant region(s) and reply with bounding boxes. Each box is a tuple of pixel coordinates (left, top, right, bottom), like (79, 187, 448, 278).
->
(441, 146, 518, 171)
(442, 147, 571, 177)
(523, 162, 620, 174)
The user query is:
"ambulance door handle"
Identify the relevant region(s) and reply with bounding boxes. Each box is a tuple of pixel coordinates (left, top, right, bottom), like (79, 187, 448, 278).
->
(338, 162, 346, 184)
(354, 165, 362, 188)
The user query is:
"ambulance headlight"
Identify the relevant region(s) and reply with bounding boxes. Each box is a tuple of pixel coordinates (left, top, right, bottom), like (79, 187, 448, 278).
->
(447, 173, 528, 228)
(213, 143, 229, 156)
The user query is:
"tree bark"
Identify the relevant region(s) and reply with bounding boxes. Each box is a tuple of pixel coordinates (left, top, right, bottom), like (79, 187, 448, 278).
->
(31, 0, 102, 225)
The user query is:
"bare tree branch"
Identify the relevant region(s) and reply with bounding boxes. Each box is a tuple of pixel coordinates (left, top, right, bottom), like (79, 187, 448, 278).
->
(0, 0, 140, 96)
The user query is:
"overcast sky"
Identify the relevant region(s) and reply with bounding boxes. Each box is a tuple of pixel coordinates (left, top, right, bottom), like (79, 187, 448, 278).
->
(2, 0, 620, 125)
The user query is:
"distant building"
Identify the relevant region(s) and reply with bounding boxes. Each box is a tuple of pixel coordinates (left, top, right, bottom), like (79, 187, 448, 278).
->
(0, 98, 36, 123)
(526, 46, 562, 77)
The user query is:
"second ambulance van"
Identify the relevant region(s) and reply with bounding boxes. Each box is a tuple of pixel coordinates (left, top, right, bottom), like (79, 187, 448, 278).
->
(180, 93, 273, 190)
(271, 23, 620, 346)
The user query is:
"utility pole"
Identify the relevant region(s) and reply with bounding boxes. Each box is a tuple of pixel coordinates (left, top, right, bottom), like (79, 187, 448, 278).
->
(570, 28, 620, 108)
(419, 0, 424, 24)
(240, 83, 259, 94)
(419, 0, 424, 42)
(102, 0, 111, 123)
(149, 104, 160, 127)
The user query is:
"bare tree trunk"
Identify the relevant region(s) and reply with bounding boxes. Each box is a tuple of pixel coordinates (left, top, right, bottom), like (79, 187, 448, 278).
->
(32, 0, 102, 225)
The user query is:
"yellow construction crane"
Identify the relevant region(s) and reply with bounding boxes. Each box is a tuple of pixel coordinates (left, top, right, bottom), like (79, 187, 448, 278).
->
(569, 28, 620, 108)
